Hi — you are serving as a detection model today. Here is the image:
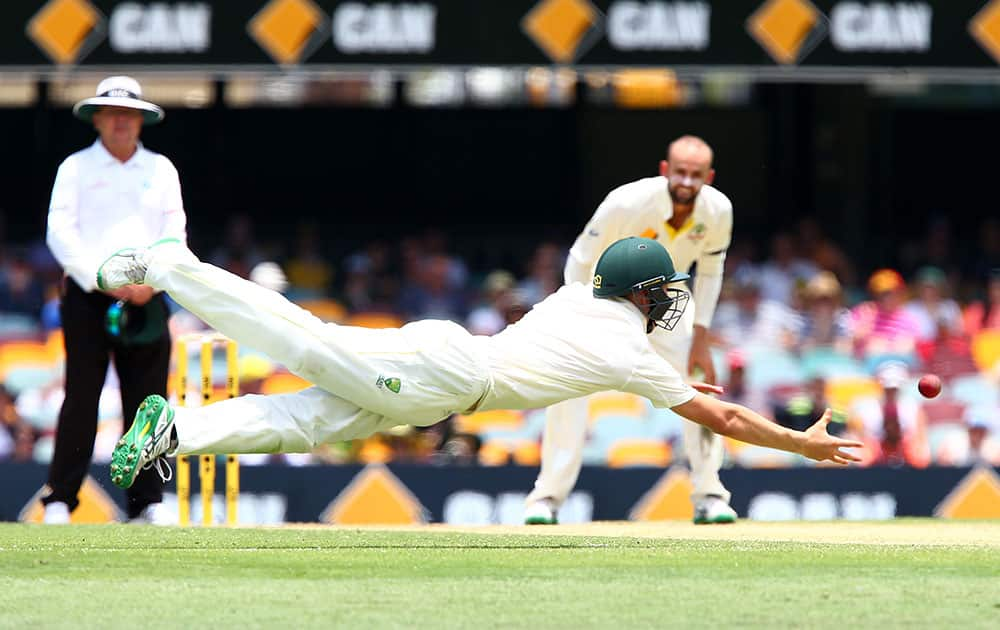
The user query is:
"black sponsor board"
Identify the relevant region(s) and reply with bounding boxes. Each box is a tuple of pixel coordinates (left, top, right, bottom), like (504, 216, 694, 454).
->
(3, 1, 1000, 70)
(1, 460, 989, 523)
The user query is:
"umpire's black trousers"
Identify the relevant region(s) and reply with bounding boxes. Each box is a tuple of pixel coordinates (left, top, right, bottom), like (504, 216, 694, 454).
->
(42, 278, 171, 518)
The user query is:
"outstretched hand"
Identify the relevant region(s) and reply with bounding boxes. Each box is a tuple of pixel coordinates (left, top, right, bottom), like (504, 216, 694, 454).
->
(800, 409, 864, 465)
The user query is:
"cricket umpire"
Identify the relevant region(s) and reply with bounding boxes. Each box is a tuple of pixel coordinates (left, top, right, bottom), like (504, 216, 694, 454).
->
(41, 76, 187, 524)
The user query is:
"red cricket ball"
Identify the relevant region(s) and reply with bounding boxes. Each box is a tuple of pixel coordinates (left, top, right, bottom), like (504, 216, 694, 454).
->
(918, 374, 942, 399)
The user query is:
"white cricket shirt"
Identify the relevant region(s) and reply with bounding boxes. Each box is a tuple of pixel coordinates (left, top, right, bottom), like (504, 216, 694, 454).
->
(476, 283, 696, 411)
(566, 176, 732, 327)
(46, 140, 187, 292)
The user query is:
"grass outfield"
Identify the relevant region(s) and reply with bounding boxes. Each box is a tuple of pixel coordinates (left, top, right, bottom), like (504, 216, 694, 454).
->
(1, 521, 997, 629)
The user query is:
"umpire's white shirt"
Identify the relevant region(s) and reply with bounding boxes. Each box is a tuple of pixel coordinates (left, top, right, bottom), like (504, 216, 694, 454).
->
(46, 139, 187, 292)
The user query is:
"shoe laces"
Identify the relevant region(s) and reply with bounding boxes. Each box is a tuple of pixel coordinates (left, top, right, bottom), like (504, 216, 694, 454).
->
(139, 403, 175, 482)
(143, 456, 173, 483)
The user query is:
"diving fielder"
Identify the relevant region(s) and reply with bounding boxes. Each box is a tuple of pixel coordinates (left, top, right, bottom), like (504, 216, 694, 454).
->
(97, 237, 860, 488)
(524, 136, 735, 525)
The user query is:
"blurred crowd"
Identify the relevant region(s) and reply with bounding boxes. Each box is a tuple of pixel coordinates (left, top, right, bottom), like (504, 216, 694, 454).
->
(2, 213, 999, 468)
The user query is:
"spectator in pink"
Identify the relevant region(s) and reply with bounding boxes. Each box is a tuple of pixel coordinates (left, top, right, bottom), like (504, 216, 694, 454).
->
(849, 269, 922, 360)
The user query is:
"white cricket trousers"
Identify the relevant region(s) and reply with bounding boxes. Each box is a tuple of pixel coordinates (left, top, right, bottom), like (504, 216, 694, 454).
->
(144, 252, 489, 455)
(526, 304, 730, 507)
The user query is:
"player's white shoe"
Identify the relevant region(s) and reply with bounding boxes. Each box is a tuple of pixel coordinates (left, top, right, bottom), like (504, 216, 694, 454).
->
(524, 499, 558, 525)
(43, 501, 71, 524)
(693, 496, 737, 525)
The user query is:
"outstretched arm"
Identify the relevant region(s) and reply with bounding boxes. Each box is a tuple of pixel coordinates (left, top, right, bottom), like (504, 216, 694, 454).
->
(672, 393, 861, 465)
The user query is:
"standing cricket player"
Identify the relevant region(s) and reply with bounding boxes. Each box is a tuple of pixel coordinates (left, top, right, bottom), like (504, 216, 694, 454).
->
(97, 237, 860, 489)
(524, 136, 736, 525)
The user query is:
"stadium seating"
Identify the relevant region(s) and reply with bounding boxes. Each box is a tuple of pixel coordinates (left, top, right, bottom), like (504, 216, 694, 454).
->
(260, 372, 312, 395)
(2, 365, 59, 396)
(0, 332, 64, 396)
(296, 298, 347, 323)
(586, 391, 645, 426)
(0, 313, 42, 339)
(590, 416, 656, 443)
(926, 423, 969, 464)
(358, 437, 393, 464)
(921, 400, 967, 426)
(971, 330, 1000, 373)
(730, 443, 802, 468)
(475, 436, 541, 466)
(511, 441, 541, 466)
(477, 440, 512, 466)
(606, 439, 672, 468)
(454, 408, 525, 434)
(746, 348, 805, 390)
(645, 406, 686, 442)
(949, 373, 999, 408)
(800, 348, 867, 379)
(346, 312, 405, 329)
(825, 376, 880, 410)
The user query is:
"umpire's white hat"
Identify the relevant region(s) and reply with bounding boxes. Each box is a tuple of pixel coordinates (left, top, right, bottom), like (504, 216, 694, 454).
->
(73, 76, 164, 126)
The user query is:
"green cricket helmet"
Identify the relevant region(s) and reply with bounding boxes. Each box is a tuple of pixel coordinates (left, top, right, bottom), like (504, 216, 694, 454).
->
(593, 237, 691, 332)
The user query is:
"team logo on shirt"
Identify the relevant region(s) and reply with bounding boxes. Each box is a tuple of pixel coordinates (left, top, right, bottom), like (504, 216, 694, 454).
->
(376, 374, 402, 394)
(688, 223, 707, 241)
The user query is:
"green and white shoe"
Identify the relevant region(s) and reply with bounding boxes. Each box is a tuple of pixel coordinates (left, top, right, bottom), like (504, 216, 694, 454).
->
(110, 395, 176, 489)
(693, 496, 737, 525)
(524, 499, 558, 525)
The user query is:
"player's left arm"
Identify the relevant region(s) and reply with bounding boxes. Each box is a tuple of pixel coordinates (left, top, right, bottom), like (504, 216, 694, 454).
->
(687, 197, 733, 383)
(624, 351, 861, 464)
(673, 393, 863, 464)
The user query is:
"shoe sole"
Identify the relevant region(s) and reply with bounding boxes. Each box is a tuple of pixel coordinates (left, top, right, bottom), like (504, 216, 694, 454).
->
(110, 395, 171, 489)
(524, 517, 558, 525)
